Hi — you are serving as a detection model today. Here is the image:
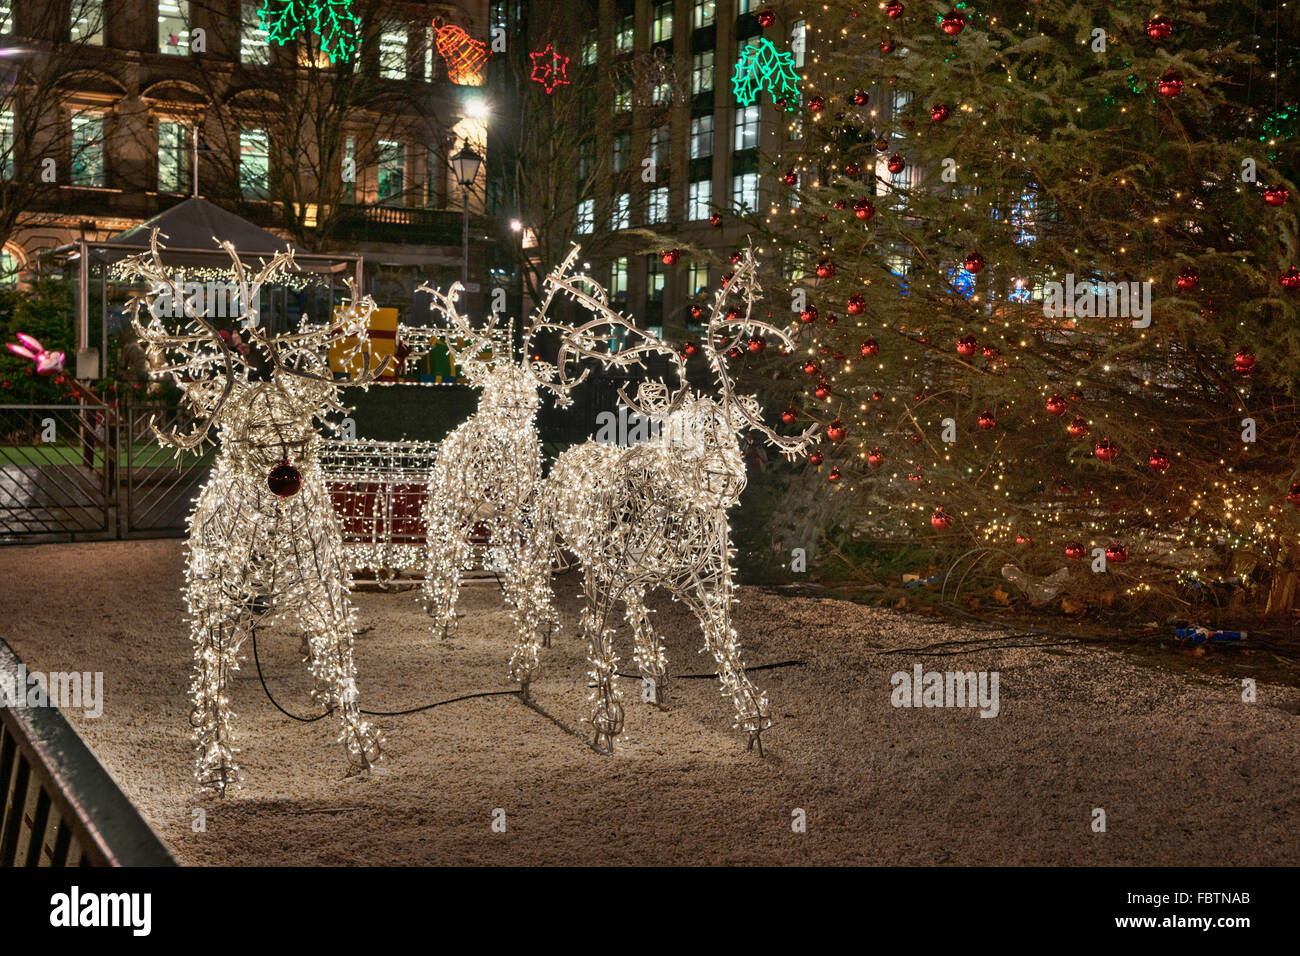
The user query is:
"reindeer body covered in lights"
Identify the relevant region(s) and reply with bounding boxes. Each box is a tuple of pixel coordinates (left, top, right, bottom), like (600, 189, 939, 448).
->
(537, 250, 818, 754)
(417, 248, 674, 693)
(122, 231, 389, 795)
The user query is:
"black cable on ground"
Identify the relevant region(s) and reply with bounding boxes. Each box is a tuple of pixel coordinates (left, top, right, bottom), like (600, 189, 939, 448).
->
(614, 659, 806, 680)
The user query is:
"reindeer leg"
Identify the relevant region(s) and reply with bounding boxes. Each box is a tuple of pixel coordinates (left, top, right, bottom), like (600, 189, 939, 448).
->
(626, 587, 669, 709)
(581, 572, 624, 754)
(494, 523, 544, 699)
(422, 495, 470, 640)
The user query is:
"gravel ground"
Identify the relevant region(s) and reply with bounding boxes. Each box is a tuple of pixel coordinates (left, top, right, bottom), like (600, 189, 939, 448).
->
(1, 538, 1297, 866)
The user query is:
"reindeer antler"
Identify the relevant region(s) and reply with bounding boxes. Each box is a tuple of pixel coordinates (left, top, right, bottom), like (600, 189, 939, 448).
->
(416, 280, 509, 377)
(262, 280, 392, 387)
(701, 247, 818, 459)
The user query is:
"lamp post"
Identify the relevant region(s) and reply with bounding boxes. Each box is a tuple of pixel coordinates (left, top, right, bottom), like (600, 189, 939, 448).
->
(450, 143, 483, 287)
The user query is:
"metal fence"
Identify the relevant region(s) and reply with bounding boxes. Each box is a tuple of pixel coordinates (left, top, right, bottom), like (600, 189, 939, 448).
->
(0, 639, 175, 866)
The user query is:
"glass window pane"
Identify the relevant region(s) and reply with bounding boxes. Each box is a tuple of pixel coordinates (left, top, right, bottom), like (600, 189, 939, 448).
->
(380, 21, 407, 79)
(688, 179, 712, 220)
(378, 140, 405, 204)
(158, 121, 188, 193)
(70, 114, 105, 187)
(158, 0, 190, 55)
(693, 0, 716, 30)
(241, 3, 269, 64)
(0, 110, 13, 180)
(240, 128, 268, 199)
(71, 0, 104, 45)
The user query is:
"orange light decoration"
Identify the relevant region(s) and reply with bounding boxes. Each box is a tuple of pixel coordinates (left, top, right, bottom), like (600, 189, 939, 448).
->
(435, 22, 489, 85)
(529, 44, 570, 94)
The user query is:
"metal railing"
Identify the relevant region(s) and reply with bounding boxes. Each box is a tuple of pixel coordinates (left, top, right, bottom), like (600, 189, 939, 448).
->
(0, 639, 175, 867)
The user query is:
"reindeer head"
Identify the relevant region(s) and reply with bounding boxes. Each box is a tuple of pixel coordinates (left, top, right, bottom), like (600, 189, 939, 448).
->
(120, 230, 390, 470)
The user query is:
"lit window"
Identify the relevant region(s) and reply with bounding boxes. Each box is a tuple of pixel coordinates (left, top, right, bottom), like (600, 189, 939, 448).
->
(0, 110, 13, 180)
(70, 114, 105, 187)
(377, 140, 405, 204)
(380, 21, 407, 79)
(690, 115, 713, 159)
(791, 19, 806, 69)
(613, 133, 630, 172)
(693, 0, 716, 30)
(615, 14, 633, 53)
(158, 0, 190, 55)
(688, 178, 712, 219)
(652, 2, 673, 43)
(734, 105, 759, 151)
(688, 262, 709, 295)
(343, 135, 357, 202)
(610, 193, 630, 230)
(649, 125, 669, 168)
(614, 80, 632, 113)
(648, 186, 669, 223)
(239, 128, 269, 199)
(0, 2, 11, 34)
(423, 143, 438, 206)
(576, 198, 594, 234)
(731, 171, 758, 212)
(158, 121, 189, 194)
(0, 247, 18, 285)
(692, 51, 714, 95)
(241, 3, 269, 64)
(646, 256, 664, 301)
(611, 257, 628, 299)
(582, 30, 597, 66)
(71, 0, 104, 45)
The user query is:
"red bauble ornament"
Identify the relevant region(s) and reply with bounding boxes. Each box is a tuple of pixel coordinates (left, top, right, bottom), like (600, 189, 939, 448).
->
(930, 103, 950, 122)
(799, 306, 819, 324)
(884, 1, 904, 18)
(981, 345, 1000, 362)
(977, 410, 996, 430)
(1234, 349, 1256, 376)
(1175, 266, 1199, 290)
(1288, 482, 1300, 508)
(727, 345, 744, 359)
(833, 198, 847, 210)
(808, 94, 825, 113)
(940, 9, 966, 34)
(854, 197, 875, 220)
(1157, 69, 1183, 97)
(956, 334, 978, 357)
(268, 460, 302, 498)
(880, 38, 896, 54)
(1045, 393, 1067, 416)
(803, 359, 821, 376)
(709, 212, 723, 226)
(682, 341, 699, 357)
(861, 337, 879, 358)
(887, 153, 906, 174)
(1264, 186, 1290, 207)
(853, 89, 869, 106)
(1064, 542, 1086, 559)
(757, 8, 776, 28)
(814, 380, 832, 400)
(781, 405, 799, 425)
(963, 251, 985, 274)
(931, 508, 953, 530)
(809, 450, 824, 465)
(827, 465, 842, 482)
(725, 307, 742, 322)
(1281, 267, 1300, 291)
(1015, 533, 1033, 547)
(827, 418, 847, 441)
(1105, 543, 1128, 563)
(816, 259, 835, 279)
(1145, 15, 1172, 40)
(690, 305, 704, 320)
(1148, 449, 1171, 472)
(661, 249, 680, 265)
(871, 390, 884, 402)
(782, 170, 798, 186)
(748, 335, 767, 354)
(867, 447, 885, 467)
(844, 162, 861, 178)
(846, 294, 866, 315)
(1067, 416, 1090, 438)
(1094, 438, 1119, 461)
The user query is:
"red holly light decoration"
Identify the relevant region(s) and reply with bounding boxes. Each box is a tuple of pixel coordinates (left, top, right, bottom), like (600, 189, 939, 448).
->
(661, 249, 680, 266)
(1045, 393, 1067, 416)
(956, 334, 978, 357)
(1264, 186, 1290, 207)
(846, 294, 866, 315)
(1064, 542, 1086, 560)
(1175, 266, 1198, 290)
(827, 418, 847, 441)
(268, 460, 303, 498)
(887, 153, 906, 174)
(1067, 416, 1090, 438)
(854, 198, 875, 220)
(1157, 69, 1183, 97)
(977, 410, 996, 430)
(940, 9, 966, 34)
(1234, 349, 1256, 376)
(1094, 438, 1119, 462)
(963, 251, 985, 274)
(529, 43, 571, 94)
(931, 508, 953, 530)
(1148, 449, 1171, 472)
(861, 337, 879, 358)
(930, 103, 950, 122)
(1145, 15, 1173, 40)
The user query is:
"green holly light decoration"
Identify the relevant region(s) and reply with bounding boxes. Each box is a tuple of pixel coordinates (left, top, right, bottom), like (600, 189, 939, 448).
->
(732, 38, 801, 109)
(259, 0, 361, 64)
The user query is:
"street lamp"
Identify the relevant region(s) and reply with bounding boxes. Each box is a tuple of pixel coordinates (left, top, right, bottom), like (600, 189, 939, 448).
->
(451, 143, 483, 287)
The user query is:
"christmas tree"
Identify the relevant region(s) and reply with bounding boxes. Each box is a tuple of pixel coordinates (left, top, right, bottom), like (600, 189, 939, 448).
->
(743, 1, 1299, 616)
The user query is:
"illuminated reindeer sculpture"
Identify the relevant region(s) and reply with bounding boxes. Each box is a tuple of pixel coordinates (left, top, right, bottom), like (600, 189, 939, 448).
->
(417, 248, 672, 694)
(538, 250, 818, 754)
(121, 231, 389, 796)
